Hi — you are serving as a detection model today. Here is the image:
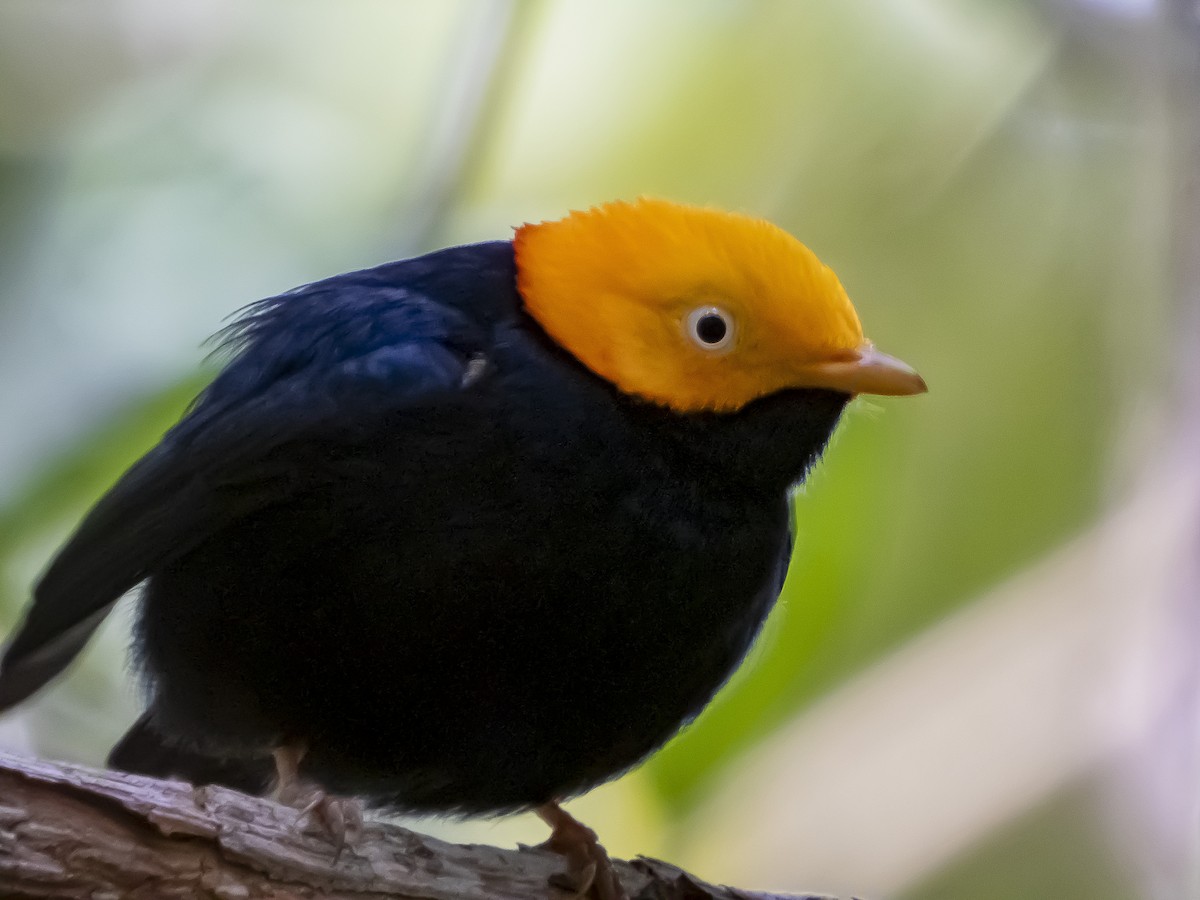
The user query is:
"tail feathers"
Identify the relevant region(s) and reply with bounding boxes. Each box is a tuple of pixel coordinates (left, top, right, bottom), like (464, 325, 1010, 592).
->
(108, 712, 275, 796)
(0, 444, 193, 714)
(0, 602, 117, 712)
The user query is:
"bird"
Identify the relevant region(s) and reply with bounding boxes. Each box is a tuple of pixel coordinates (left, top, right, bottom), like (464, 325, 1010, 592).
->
(0, 197, 924, 899)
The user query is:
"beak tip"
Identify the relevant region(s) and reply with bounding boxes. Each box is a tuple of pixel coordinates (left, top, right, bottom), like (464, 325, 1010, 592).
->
(856, 347, 927, 397)
(905, 371, 929, 396)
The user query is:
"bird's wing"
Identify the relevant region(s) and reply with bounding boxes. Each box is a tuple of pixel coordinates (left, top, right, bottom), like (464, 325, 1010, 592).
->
(0, 272, 494, 711)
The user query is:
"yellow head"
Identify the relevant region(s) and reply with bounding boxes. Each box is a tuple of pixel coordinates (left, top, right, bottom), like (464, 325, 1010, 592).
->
(514, 198, 924, 413)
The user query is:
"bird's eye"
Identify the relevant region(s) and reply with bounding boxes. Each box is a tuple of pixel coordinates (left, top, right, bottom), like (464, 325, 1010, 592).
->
(685, 306, 735, 352)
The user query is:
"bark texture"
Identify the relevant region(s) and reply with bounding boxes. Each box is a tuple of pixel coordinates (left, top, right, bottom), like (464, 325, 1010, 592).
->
(0, 751, 838, 900)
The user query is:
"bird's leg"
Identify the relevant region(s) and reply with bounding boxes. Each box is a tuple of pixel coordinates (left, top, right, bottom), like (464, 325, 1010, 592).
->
(271, 742, 364, 860)
(536, 802, 627, 900)
(271, 743, 306, 803)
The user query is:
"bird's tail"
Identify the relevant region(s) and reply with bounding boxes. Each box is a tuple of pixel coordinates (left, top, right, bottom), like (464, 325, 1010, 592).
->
(108, 712, 275, 796)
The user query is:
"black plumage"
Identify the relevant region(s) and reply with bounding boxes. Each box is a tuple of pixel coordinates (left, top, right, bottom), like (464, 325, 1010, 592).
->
(0, 239, 847, 814)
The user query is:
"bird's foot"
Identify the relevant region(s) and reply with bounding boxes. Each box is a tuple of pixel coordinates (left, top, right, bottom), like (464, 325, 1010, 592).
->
(271, 743, 363, 860)
(294, 789, 364, 860)
(536, 802, 627, 900)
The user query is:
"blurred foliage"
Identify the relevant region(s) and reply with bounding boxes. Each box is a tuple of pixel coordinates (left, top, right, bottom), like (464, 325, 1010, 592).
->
(0, 2, 1185, 899)
(906, 779, 1133, 900)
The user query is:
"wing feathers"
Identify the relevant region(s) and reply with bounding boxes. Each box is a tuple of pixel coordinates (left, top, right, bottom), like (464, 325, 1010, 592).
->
(0, 269, 491, 711)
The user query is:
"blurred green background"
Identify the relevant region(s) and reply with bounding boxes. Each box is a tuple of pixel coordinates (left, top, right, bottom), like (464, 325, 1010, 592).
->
(1, 2, 1197, 898)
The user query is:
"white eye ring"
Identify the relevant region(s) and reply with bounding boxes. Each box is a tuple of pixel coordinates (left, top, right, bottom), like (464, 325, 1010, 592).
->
(685, 306, 736, 352)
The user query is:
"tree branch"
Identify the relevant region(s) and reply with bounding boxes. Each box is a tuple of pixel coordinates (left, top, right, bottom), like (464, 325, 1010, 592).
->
(0, 751, 839, 900)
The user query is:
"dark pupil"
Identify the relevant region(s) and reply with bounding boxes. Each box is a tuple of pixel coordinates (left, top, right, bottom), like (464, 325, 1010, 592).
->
(696, 313, 727, 344)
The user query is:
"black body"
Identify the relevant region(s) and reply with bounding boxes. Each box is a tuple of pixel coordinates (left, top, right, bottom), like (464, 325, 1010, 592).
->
(0, 241, 847, 813)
